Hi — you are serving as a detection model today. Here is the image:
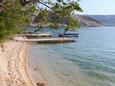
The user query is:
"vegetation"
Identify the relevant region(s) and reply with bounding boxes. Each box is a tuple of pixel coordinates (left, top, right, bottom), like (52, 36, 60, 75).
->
(0, 0, 83, 44)
(0, 0, 35, 44)
(33, 0, 83, 31)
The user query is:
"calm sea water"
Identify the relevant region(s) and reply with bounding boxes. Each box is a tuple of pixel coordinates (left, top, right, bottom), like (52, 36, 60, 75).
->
(29, 27, 115, 86)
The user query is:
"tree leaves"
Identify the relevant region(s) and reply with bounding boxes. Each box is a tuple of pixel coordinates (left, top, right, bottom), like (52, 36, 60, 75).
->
(57, 0, 62, 2)
(34, 0, 83, 31)
(0, 0, 83, 43)
(0, 0, 35, 43)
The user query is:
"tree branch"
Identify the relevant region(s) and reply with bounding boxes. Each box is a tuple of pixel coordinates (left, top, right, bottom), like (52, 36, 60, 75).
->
(37, 1, 70, 24)
(0, 3, 5, 8)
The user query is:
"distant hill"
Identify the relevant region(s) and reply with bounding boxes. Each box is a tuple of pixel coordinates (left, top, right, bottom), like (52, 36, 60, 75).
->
(48, 11, 102, 27)
(73, 15, 102, 27)
(73, 15, 115, 27)
(34, 10, 115, 27)
(86, 15, 115, 26)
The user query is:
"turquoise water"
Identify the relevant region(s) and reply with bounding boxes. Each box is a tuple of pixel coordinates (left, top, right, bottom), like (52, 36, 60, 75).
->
(29, 27, 115, 86)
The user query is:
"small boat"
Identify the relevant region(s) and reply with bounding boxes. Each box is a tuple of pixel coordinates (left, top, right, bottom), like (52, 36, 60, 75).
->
(59, 31, 79, 37)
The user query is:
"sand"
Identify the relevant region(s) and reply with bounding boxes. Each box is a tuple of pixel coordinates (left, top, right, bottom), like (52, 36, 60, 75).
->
(0, 41, 36, 86)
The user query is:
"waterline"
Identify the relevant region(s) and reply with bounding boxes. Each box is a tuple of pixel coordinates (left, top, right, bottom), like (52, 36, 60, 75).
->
(29, 27, 115, 86)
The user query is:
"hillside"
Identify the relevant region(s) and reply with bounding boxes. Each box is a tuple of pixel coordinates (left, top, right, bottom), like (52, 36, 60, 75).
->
(35, 11, 115, 27)
(87, 15, 115, 26)
(73, 15, 115, 27)
(73, 15, 102, 27)
(35, 11, 102, 27)
(48, 13, 102, 27)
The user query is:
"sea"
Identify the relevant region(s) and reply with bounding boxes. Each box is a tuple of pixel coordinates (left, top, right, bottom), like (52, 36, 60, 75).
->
(29, 27, 115, 86)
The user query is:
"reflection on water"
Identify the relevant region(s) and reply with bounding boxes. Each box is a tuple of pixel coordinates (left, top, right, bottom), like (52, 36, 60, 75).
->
(29, 27, 115, 86)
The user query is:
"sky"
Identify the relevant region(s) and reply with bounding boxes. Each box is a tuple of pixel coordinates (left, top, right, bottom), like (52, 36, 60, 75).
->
(78, 0, 115, 15)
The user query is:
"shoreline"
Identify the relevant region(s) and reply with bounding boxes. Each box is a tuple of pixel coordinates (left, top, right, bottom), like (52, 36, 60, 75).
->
(0, 41, 37, 86)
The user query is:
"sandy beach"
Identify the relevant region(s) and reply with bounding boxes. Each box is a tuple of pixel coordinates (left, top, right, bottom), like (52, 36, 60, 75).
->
(0, 41, 36, 86)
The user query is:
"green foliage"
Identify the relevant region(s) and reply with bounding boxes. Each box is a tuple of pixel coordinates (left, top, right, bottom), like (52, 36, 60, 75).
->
(0, 1, 35, 43)
(57, 0, 61, 2)
(65, 19, 80, 32)
(49, 22, 59, 28)
(34, 0, 83, 31)
(0, 0, 83, 43)
(34, 9, 49, 26)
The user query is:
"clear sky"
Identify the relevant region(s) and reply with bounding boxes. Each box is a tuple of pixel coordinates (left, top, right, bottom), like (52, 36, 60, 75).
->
(79, 0, 115, 15)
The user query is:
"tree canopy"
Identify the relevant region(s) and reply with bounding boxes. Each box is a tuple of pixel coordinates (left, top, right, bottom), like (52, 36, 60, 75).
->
(0, 0, 35, 43)
(0, 0, 83, 43)
(32, 0, 83, 30)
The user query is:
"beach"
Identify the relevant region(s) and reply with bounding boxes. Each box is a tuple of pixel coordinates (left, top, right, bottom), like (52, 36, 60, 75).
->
(1, 27, 115, 86)
(0, 41, 36, 86)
